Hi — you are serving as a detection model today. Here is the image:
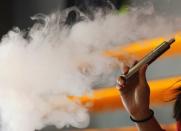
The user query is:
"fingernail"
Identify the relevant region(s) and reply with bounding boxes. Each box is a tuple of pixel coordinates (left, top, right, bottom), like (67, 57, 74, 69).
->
(117, 83, 125, 89)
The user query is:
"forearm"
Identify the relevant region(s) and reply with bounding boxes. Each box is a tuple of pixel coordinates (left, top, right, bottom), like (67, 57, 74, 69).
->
(135, 117, 165, 131)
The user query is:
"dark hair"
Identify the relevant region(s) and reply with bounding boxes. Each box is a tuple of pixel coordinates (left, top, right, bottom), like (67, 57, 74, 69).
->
(65, 0, 115, 26)
(65, 10, 83, 26)
(173, 86, 181, 121)
(164, 80, 181, 121)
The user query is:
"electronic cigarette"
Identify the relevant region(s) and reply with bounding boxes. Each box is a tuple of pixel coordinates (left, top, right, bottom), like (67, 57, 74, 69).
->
(119, 38, 175, 81)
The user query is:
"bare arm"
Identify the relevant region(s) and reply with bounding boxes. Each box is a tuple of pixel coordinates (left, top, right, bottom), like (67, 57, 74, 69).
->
(117, 62, 164, 131)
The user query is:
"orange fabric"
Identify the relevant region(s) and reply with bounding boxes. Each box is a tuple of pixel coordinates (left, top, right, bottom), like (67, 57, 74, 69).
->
(76, 76, 181, 112)
(104, 33, 181, 61)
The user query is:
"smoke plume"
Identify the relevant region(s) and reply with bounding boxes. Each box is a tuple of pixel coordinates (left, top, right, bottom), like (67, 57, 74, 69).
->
(0, 2, 180, 131)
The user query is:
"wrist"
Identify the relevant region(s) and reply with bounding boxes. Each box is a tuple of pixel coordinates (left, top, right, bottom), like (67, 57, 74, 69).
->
(131, 109, 151, 120)
(130, 109, 154, 123)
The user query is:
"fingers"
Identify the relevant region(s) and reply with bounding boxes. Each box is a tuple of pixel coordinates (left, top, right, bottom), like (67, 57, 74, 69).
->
(122, 60, 138, 74)
(118, 63, 129, 89)
(122, 64, 129, 75)
(131, 60, 138, 67)
(139, 64, 148, 85)
(117, 60, 137, 91)
(117, 61, 149, 95)
(117, 75, 126, 85)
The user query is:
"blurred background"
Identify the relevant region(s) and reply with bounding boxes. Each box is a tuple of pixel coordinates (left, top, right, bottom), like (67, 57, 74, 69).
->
(0, 0, 127, 38)
(1, 0, 181, 131)
(1, 0, 181, 37)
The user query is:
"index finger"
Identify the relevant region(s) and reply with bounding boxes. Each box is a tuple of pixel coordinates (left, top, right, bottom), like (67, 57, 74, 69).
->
(122, 63, 130, 75)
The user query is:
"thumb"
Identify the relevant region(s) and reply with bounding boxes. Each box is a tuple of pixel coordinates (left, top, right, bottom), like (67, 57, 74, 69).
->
(139, 64, 148, 85)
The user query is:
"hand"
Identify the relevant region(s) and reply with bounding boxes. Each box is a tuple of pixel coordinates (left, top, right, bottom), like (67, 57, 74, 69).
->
(116, 62, 151, 120)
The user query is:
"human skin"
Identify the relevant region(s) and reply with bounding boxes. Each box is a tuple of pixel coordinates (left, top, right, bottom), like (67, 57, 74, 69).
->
(116, 62, 165, 131)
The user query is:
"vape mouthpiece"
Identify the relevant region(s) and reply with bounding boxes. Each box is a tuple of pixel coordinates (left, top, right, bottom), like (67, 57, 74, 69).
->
(167, 38, 175, 45)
